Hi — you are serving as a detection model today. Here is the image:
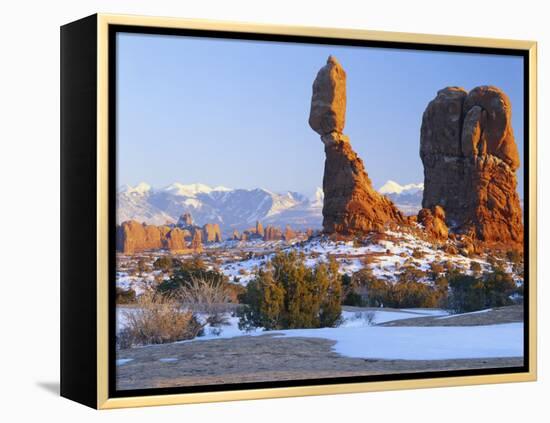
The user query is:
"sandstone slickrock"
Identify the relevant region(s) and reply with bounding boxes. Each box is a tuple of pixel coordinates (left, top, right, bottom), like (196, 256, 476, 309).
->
(308, 56, 405, 235)
(420, 85, 523, 246)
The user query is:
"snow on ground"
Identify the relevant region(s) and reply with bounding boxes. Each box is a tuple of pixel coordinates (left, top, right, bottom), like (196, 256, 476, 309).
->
(116, 270, 168, 295)
(214, 231, 505, 286)
(273, 323, 523, 360)
(340, 309, 448, 326)
(436, 308, 493, 320)
(117, 307, 521, 361)
(401, 308, 451, 316)
(192, 314, 522, 360)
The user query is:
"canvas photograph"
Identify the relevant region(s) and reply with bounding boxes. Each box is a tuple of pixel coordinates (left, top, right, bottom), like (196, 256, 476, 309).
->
(112, 30, 527, 394)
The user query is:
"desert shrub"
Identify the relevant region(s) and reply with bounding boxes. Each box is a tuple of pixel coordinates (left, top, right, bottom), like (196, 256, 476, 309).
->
(398, 265, 427, 283)
(176, 275, 231, 311)
(115, 287, 136, 304)
(443, 260, 455, 273)
(153, 256, 182, 271)
(341, 273, 363, 306)
(157, 265, 237, 325)
(225, 282, 246, 303)
(412, 249, 424, 259)
(447, 272, 485, 313)
(470, 261, 482, 276)
(343, 291, 364, 307)
(136, 258, 148, 275)
(238, 251, 342, 330)
(156, 266, 227, 295)
(486, 255, 498, 267)
(506, 249, 523, 265)
(366, 278, 392, 307)
(483, 267, 517, 308)
(180, 256, 207, 271)
(428, 262, 445, 281)
(389, 280, 441, 308)
(117, 291, 203, 348)
(447, 268, 517, 313)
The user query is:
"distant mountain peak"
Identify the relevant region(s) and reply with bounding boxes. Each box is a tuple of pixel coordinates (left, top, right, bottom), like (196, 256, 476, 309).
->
(378, 180, 424, 195)
(163, 182, 231, 197)
(312, 187, 324, 208)
(119, 182, 152, 195)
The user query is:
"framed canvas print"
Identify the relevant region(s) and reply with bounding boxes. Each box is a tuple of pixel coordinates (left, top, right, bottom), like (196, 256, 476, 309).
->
(60, 14, 537, 409)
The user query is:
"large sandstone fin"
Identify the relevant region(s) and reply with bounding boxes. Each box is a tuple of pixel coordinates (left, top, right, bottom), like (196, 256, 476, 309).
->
(420, 85, 523, 247)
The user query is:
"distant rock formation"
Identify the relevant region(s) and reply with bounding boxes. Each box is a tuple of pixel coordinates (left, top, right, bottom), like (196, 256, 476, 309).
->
(202, 223, 222, 243)
(308, 56, 405, 235)
(164, 227, 187, 251)
(263, 225, 282, 241)
(256, 221, 264, 237)
(283, 225, 296, 241)
(116, 212, 219, 253)
(191, 230, 203, 252)
(116, 221, 169, 253)
(420, 85, 523, 246)
(417, 206, 448, 242)
(176, 212, 193, 228)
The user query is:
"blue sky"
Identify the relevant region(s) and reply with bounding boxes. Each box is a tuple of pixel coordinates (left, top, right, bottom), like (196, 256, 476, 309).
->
(117, 33, 524, 197)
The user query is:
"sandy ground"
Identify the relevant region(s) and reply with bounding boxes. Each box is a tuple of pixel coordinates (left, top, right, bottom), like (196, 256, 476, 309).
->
(116, 305, 524, 390)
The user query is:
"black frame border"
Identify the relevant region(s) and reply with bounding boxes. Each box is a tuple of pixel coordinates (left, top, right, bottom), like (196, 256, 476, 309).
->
(107, 24, 530, 399)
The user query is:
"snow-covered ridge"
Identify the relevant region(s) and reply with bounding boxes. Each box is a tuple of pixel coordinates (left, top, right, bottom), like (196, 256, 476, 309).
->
(163, 182, 232, 197)
(378, 180, 424, 195)
(116, 180, 427, 229)
(117, 182, 322, 230)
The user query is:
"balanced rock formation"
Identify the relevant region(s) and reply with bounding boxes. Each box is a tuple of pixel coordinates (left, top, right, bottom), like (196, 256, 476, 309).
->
(202, 223, 222, 243)
(420, 85, 523, 246)
(417, 206, 448, 242)
(309, 56, 404, 235)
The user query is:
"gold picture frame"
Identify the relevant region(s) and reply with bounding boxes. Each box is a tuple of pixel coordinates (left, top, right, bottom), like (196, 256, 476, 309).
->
(60, 13, 537, 409)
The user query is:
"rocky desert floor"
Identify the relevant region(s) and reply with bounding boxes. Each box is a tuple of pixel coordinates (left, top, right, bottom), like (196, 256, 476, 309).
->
(116, 305, 524, 391)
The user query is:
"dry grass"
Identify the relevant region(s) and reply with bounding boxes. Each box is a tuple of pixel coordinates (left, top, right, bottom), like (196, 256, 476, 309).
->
(118, 291, 203, 349)
(176, 275, 233, 320)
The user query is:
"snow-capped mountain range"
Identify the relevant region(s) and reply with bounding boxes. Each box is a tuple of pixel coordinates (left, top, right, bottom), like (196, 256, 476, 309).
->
(378, 180, 424, 215)
(117, 181, 423, 233)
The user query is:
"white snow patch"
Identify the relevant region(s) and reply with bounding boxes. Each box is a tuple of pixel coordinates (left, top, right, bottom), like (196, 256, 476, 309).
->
(437, 309, 493, 320)
(270, 323, 523, 360)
